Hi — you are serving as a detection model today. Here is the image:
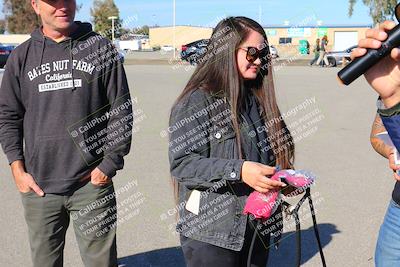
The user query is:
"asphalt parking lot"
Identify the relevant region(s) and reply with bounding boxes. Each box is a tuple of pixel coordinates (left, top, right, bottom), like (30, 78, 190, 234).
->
(0, 62, 394, 267)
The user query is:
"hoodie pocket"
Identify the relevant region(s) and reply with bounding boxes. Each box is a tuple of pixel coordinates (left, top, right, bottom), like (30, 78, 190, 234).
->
(30, 135, 96, 180)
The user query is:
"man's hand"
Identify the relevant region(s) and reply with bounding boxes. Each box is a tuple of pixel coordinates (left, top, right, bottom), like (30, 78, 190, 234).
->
(388, 149, 400, 181)
(11, 160, 44, 196)
(241, 161, 286, 193)
(351, 21, 400, 108)
(90, 167, 111, 186)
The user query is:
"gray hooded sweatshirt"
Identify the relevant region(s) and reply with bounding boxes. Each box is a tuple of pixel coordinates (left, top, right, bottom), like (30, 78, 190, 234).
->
(0, 22, 132, 194)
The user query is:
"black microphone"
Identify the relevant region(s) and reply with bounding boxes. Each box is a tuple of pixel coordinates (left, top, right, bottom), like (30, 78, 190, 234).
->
(338, 23, 400, 85)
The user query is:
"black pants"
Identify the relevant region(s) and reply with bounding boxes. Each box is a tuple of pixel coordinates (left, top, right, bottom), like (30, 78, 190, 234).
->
(180, 219, 271, 267)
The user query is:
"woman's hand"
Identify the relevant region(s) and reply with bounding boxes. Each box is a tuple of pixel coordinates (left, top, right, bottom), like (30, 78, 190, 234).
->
(351, 21, 400, 108)
(241, 161, 286, 193)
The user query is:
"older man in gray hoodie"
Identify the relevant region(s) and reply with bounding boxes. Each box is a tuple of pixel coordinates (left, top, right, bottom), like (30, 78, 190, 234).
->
(0, 0, 133, 266)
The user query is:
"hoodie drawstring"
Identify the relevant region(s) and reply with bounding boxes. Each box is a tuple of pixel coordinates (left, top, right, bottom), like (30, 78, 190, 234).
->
(69, 39, 76, 91)
(39, 36, 45, 68)
(38, 36, 76, 91)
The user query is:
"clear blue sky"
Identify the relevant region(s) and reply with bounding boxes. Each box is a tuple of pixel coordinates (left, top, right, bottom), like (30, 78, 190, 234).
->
(0, 0, 376, 27)
(73, 0, 374, 27)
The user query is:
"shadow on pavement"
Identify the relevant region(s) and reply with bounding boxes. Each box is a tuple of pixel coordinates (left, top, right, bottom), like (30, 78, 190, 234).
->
(268, 223, 339, 267)
(118, 223, 338, 267)
(118, 246, 185, 267)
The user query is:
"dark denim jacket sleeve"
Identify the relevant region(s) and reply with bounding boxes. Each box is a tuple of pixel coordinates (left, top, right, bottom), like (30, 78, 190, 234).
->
(168, 90, 244, 189)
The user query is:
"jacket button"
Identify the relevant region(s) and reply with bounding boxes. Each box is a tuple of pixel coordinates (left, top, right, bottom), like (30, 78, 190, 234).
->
(215, 132, 222, 139)
(230, 172, 237, 178)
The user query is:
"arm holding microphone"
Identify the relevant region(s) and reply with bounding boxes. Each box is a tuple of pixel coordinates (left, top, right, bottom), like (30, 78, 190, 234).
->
(351, 20, 400, 158)
(348, 20, 400, 107)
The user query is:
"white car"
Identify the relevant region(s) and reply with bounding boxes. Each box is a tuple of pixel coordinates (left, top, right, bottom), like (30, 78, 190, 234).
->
(269, 45, 279, 58)
(161, 45, 175, 52)
(326, 45, 357, 67)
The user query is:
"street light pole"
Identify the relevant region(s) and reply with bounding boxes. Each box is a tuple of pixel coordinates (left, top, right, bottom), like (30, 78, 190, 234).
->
(108, 16, 118, 43)
(173, 0, 176, 59)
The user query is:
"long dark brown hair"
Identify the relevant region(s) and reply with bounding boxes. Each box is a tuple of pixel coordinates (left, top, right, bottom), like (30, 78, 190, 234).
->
(170, 16, 295, 199)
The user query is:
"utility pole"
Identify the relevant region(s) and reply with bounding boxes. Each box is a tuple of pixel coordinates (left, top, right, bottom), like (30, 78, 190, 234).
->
(108, 16, 118, 43)
(173, 0, 176, 59)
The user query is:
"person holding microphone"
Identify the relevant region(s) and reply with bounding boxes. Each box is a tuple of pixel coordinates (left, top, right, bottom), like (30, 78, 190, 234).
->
(352, 20, 400, 266)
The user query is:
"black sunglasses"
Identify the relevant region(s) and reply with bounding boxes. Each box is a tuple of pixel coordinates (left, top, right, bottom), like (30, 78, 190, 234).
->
(239, 46, 270, 63)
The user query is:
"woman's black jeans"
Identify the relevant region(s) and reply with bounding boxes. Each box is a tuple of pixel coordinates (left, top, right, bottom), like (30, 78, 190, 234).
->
(180, 217, 271, 267)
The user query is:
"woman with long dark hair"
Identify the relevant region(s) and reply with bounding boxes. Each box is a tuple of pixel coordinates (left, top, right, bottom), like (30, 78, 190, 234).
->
(169, 16, 295, 267)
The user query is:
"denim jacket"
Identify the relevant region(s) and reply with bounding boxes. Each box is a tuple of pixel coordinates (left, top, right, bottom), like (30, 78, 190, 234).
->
(169, 88, 277, 251)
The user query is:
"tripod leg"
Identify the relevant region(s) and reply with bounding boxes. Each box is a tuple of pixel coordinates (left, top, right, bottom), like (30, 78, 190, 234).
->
(308, 193, 327, 267)
(294, 211, 301, 267)
(247, 220, 260, 267)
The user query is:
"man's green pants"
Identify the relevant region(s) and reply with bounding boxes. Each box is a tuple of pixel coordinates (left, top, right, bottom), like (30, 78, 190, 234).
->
(20, 181, 118, 267)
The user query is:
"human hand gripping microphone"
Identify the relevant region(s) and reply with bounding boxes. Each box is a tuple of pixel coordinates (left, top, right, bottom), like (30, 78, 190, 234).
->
(338, 23, 400, 85)
(338, 3, 400, 85)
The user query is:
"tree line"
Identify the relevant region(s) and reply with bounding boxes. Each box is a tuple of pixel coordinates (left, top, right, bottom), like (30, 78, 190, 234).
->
(1, 0, 150, 38)
(1, 1, 398, 37)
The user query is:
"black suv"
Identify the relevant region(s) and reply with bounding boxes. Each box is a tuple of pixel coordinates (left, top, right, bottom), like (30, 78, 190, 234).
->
(180, 39, 209, 65)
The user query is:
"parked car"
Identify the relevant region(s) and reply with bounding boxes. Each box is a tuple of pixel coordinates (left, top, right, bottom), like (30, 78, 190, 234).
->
(269, 45, 279, 58)
(0, 45, 15, 68)
(326, 45, 357, 67)
(161, 45, 175, 52)
(180, 39, 209, 65)
(118, 49, 125, 64)
(181, 39, 278, 64)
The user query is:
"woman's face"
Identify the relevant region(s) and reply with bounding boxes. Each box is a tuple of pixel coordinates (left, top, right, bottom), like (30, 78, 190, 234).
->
(236, 30, 266, 80)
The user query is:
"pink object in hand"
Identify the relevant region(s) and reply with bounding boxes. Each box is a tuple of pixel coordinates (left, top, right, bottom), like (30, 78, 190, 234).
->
(243, 169, 315, 219)
(275, 170, 314, 188)
(243, 175, 280, 219)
